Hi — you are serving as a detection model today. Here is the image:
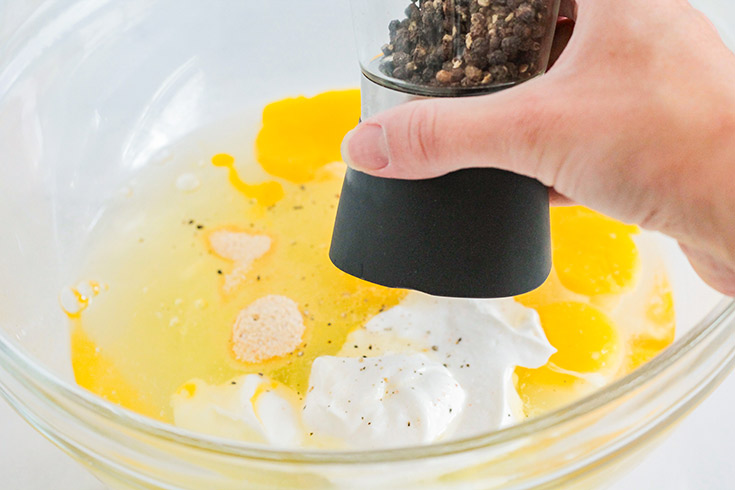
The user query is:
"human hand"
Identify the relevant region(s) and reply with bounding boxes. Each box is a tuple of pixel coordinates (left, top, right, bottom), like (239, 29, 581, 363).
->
(342, 0, 735, 295)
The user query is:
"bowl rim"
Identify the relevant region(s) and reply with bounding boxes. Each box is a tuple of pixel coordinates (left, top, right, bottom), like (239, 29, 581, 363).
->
(1, 0, 735, 470)
(1, 296, 733, 464)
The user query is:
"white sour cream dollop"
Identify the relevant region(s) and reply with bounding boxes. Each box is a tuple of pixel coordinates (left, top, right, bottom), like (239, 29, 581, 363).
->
(172, 293, 555, 448)
(303, 353, 465, 449)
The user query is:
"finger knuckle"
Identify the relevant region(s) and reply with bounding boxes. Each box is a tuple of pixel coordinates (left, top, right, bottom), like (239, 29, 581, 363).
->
(404, 102, 440, 168)
(505, 95, 561, 175)
(510, 96, 551, 148)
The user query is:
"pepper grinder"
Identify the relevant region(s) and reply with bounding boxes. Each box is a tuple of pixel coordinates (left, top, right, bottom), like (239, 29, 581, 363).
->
(330, 0, 561, 298)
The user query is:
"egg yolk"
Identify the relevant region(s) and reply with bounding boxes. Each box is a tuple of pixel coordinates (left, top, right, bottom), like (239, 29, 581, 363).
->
(515, 301, 621, 415)
(538, 301, 620, 374)
(255, 90, 361, 183)
(515, 366, 580, 415)
(551, 207, 640, 296)
(515, 207, 675, 416)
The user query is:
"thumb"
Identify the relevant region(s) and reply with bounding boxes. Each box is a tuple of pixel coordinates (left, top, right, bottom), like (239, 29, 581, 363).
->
(341, 77, 569, 184)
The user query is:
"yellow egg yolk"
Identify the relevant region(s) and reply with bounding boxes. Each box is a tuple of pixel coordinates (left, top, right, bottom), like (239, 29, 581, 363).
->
(515, 206, 675, 416)
(551, 207, 640, 297)
(515, 301, 621, 416)
(539, 301, 620, 374)
(255, 89, 361, 184)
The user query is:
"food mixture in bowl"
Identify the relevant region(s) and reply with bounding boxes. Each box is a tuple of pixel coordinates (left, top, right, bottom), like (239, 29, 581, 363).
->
(61, 89, 676, 450)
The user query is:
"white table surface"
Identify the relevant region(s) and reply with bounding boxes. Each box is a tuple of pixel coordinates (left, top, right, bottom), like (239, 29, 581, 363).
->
(3, 369, 735, 490)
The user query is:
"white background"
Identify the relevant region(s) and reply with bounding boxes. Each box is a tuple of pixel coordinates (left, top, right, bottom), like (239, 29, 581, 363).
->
(2, 0, 735, 489)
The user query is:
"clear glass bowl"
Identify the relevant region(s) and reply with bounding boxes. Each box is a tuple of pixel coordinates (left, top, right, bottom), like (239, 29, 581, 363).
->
(1, 1, 734, 489)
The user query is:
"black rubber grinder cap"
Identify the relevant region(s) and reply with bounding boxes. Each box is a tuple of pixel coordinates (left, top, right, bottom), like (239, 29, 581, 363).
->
(329, 166, 551, 298)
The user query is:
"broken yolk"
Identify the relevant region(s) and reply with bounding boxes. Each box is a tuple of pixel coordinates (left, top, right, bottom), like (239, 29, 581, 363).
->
(71, 322, 162, 420)
(211, 153, 284, 207)
(551, 207, 640, 297)
(255, 90, 361, 183)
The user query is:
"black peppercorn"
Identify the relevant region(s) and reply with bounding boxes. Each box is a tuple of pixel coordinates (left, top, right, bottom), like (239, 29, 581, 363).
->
(465, 65, 484, 82)
(501, 36, 521, 57)
(516, 4, 535, 23)
(381, 0, 552, 88)
(488, 49, 508, 64)
(394, 51, 411, 67)
(436, 69, 453, 84)
(389, 19, 401, 36)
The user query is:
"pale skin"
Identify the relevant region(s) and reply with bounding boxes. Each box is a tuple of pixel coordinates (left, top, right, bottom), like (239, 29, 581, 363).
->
(342, 0, 735, 296)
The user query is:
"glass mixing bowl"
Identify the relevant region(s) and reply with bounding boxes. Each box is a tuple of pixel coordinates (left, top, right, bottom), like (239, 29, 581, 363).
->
(1, 1, 734, 489)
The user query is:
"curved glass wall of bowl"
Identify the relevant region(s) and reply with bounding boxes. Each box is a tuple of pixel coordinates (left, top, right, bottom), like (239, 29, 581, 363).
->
(349, 0, 561, 97)
(0, 0, 734, 489)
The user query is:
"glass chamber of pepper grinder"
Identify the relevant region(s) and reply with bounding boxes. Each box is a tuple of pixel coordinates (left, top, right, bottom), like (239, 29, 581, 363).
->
(330, 0, 561, 299)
